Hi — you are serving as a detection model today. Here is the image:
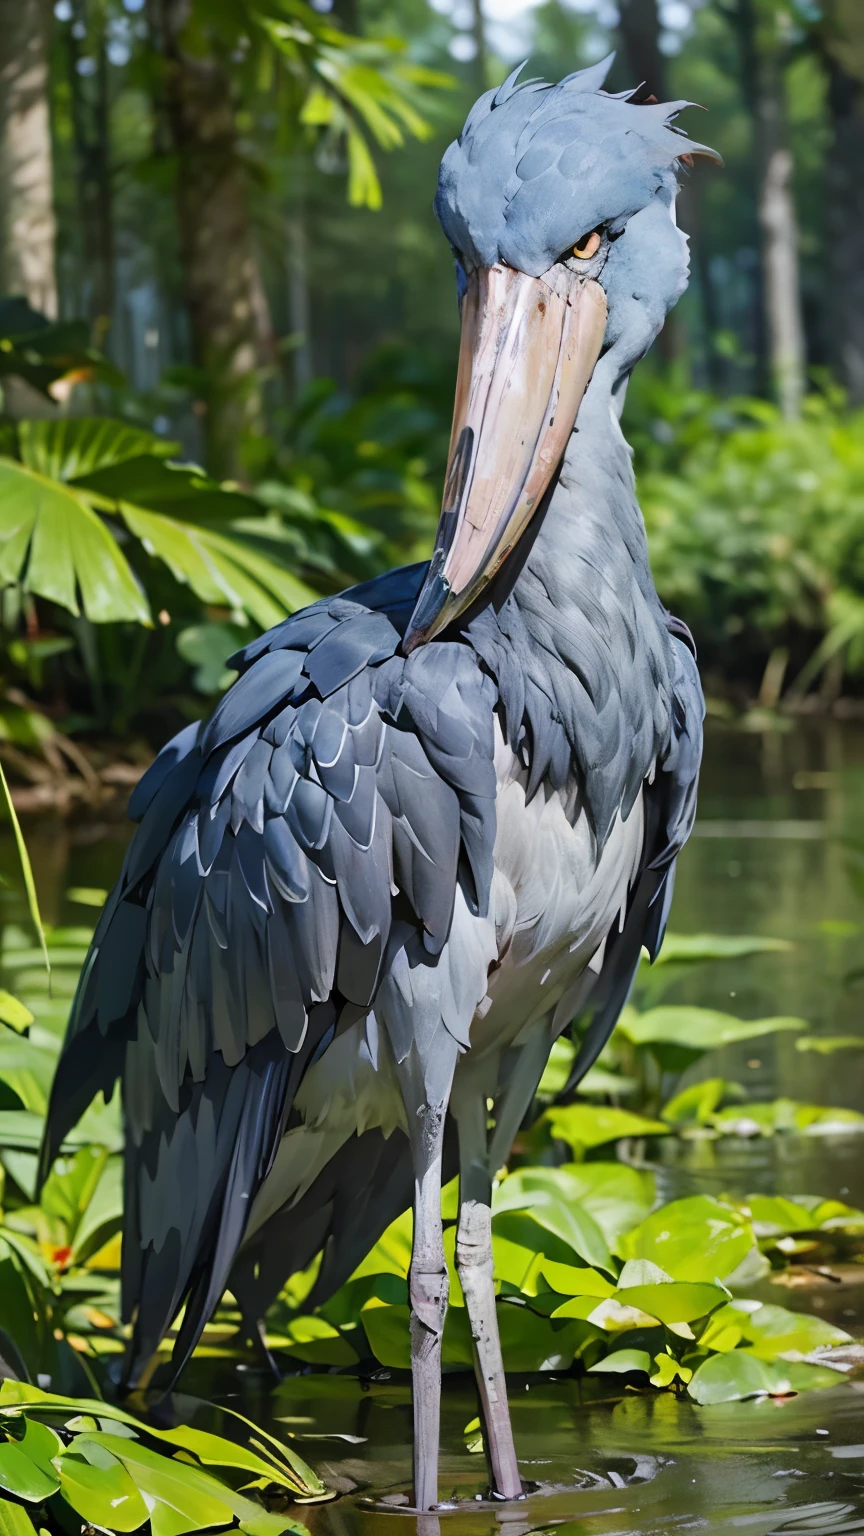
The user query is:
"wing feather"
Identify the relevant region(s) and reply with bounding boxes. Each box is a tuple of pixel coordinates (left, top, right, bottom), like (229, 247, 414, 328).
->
(39, 569, 496, 1384)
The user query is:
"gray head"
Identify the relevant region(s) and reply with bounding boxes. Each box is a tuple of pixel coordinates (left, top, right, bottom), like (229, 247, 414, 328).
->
(404, 56, 718, 652)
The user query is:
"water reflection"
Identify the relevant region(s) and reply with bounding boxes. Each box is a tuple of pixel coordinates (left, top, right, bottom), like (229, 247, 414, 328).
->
(206, 1371, 864, 1536)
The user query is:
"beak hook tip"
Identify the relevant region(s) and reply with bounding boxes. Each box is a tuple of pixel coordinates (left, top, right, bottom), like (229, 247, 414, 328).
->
(403, 566, 452, 652)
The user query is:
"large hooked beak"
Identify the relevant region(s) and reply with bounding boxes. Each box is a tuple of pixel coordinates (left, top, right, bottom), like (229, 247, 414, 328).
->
(403, 264, 608, 651)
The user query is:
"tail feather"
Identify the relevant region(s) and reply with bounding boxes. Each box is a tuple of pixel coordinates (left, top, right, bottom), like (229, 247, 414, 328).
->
(121, 1036, 291, 1388)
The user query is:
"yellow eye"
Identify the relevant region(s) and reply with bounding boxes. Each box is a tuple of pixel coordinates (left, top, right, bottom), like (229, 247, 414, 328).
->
(572, 230, 602, 260)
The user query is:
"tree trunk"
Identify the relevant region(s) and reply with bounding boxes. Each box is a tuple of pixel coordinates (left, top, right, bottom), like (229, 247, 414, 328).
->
(153, 0, 275, 478)
(756, 22, 805, 418)
(617, 0, 667, 98)
(816, 0, 864, 402)
(722, 0, 805, 415)
(469, 0, 487, 95)
(65, 0, 114, 334)
(0, 0, 57, 317)
(617, 0, 692, 366)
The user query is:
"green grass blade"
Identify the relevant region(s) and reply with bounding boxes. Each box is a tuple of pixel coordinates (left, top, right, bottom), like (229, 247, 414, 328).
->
(0, 757, 50, 980)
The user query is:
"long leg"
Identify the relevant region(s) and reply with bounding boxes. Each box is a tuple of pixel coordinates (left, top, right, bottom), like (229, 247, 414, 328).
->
(452, 1028, 552, 1500)
(407, 1094, 451, 1511)
(454, 1087, 522, 1499)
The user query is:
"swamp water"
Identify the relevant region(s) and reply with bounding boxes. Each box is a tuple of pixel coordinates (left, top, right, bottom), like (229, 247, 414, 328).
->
(3, 719, 864, 1535)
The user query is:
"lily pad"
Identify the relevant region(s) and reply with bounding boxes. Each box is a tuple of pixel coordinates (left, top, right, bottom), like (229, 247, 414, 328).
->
(619, 1196, 755, 1283)
(652, 934, 792, 965)
(616, 1281, 727, 1326)
(493, 1169, 614, 1273)
(688, 1349, 845, 1404)
(557, 1162, 656, 1249)
(620, 1007, 805, 1058)
(735, 1303, 851, 1359)
(544, 1104, 669, 1155)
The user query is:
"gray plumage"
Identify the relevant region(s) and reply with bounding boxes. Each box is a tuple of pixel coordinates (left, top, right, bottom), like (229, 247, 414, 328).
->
(40, 54, 709, 1504)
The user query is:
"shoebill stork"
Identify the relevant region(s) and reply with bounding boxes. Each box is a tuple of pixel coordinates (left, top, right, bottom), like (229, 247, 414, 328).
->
(40, 56, 714, 1509)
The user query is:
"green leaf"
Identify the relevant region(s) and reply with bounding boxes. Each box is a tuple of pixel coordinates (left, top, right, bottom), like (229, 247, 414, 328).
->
(744, 1194, 822, 1236)
(360, 1302, 411, 1368)
(588, 1348, 652, 1375)
(537, 1037, 576, 1096)
(0, 993, 34, 1034)
(65, 887, 107, 909)
(544, 1104, 669, 1154)
(557, 1162, 656, 1250)
(318, 1272, 407, 1328)
(619, 1196, 756, 1283)
(72, 1434, 237, 1536)
(74, 453, 259, 523)
(277, 1317, 358, 1366)
(698, 1301, 754, 1353)
(619, 1007, 805, 1054)
(795, 1035, 863, 1053)
(653, 934, 792, 964)
(537, 1261, 615, 1299)
(155, 1426, 311, 1496)
(662, 1078, 735, 1125)
(495, 1306, 590, 1373)
(13, 1419, 62, 1483)
(734, 1303, 851, 1359)
(806, 1197, 864, 1231)
(617, 1259, 673, 1286)
(40, 1146, 109, 1244)
(0, 1032, 58, 1114)
(58, 1447, 150, 1533)
(493, 1169, 614, 1273)
(688, 1349, 844, 1404)
(0, 1500, 37, 1536)
(0, 302, 119, 395)
(0, 1109, 95, 1153)
(710, 1098, 864, 1137)
(0, 1384, 321, 1502)
(0, 458, 151, 623)
(119, 506, 313, 629)
(176, 623, 244, 694)
(18, 417, 176, 482)
(0, 763, 49, 978)
(351, 1208, 412, 1280)
(616, 1281, 727, 1326)
(69, 1158, 124, 1266)
(578, 1067, 640, 1098)
(650, 1351, 692, 1388)
(486, 1233, 541, 1292)
(0, 1442, 58, 1503)
(0, 1246, 46, 1375)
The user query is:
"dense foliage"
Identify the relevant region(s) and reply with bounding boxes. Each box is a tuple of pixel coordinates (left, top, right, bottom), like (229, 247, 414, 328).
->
(630, 377, 864, 693)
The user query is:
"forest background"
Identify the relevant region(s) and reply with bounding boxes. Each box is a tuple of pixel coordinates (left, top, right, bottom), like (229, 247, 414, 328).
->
(1, 0, 864, 790)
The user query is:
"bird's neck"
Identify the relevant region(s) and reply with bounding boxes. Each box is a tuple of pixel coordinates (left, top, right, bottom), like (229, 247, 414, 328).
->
(512, 354, 660, 618)
(465, 353, 674, 840)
